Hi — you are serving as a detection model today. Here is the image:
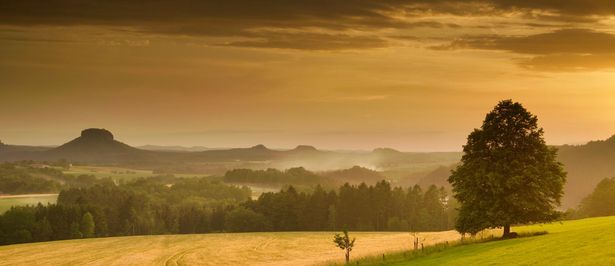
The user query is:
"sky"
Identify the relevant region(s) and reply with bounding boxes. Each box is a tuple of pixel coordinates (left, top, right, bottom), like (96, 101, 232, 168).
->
(1, 1, 615, 151)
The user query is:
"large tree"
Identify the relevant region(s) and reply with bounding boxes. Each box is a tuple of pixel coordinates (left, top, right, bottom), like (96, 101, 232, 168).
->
(449, 100, 566, 237)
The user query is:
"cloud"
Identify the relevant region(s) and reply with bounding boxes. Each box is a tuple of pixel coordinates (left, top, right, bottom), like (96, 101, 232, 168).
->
(489, 0, 615, 16)
(439, 29, 615, 54)
(220, 32, 388, 50)
(0, 1, 411, 29)
(1, 1, 615, 50)
(0, 36, 79, 43)
(0, 1, 470, 50)
(2, 1, 615, 28)
(435, 29, 615, 71)
(520, 54, 615, 72)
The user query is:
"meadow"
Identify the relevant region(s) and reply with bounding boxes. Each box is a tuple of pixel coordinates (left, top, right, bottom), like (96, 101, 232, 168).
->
(0, 194, 57, 213)
(1, 196, 613, 265)
(0, 231, 463, 265)
(354, 216, 615, 265)
(63, 165, 156, 181)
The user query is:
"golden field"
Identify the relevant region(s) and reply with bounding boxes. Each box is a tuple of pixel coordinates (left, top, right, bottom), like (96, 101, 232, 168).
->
(0, 231, 465, 265)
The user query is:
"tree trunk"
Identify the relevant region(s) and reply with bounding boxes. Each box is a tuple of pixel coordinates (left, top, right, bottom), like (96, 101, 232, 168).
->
(345, 249, 350, 264)
(503, 224, 510, 238)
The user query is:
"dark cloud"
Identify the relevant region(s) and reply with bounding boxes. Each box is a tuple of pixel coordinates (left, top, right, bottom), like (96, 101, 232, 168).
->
(2, 1, 614, 28)
(0, 1, 413, 28)
(1, 1, 614, 50)
(0, 36, 79, 43)
(436, 29, 615, 71)
(0, 1, 467, 50)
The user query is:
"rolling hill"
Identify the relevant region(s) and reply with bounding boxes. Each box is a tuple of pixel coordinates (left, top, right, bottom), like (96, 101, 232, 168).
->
(557, 136, 615, 208)
(393, 135, 615, 209)
(45, 128, 150, 163)
(3, 129, 615, 207)
(0, 128, 460, 172)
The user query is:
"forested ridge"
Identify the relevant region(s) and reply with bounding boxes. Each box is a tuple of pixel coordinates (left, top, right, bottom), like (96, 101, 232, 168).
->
(223, 165, 384, 187)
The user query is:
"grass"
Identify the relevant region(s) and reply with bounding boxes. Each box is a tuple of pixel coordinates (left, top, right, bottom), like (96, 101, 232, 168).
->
(0, 194, 58, 213)
(0, 231, 463, 266)
(63, 165, 155, 181)
(353, 216, 615, 266)
(1, 217, 613, 265)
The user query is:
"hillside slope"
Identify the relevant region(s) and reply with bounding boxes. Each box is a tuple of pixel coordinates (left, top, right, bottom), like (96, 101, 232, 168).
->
(368, 216, 615, 265)
(557, 136, 615, 208)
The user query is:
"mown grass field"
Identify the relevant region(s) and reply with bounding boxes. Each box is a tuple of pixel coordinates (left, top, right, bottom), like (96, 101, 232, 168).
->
(0, 194, 57, 213)
(0, 231, 463, 265)
(355, 216, 615, 266)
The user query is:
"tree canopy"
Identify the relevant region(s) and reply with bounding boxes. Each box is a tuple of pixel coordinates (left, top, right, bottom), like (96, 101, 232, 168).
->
(578, 177, 615, 218)
(333, 230, 355, 263)
(0, 177, 452, 246)
(449, 100, 566, 236)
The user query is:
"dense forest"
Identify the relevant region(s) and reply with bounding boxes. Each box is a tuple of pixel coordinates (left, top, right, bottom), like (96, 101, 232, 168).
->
(0, 177, 452, 245)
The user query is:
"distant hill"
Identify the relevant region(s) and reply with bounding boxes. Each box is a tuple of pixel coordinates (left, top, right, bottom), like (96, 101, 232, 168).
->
(322, 165, 385, 184)
(557, 135, 615, 208)
(0, 144, 52, 153)
(0, 129, 460, 176)
(50, 128, 140, 156)
(39, 128, 153, 163)
(138, 145, 213, 152)
(3, 128, 614, 207)
(395, 135, 615, 209)
(416, 165, 456, 188)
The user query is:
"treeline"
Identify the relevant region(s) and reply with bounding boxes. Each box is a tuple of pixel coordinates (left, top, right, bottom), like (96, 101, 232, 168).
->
(0, 161, 107, 194)
(0, 178, 453, 246)
(0, 177, 251, 245)
(243, 181, 454, 232)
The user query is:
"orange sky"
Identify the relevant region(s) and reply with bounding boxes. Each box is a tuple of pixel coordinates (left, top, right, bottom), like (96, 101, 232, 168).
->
(1, 1, 615, 151)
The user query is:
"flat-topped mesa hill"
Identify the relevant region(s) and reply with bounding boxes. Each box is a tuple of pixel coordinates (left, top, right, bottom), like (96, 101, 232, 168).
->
(0, 128, 337, 163)
(52, 128, 138, 153)
(293, 145, 317, 151)
(44, 128, 147, 162)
